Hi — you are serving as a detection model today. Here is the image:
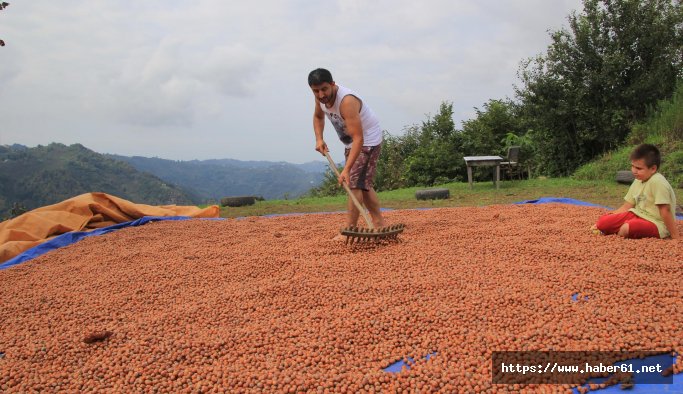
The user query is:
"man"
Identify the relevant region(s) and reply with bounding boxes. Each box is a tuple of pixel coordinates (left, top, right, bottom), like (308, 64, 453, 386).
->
(308, 68, 386, 234)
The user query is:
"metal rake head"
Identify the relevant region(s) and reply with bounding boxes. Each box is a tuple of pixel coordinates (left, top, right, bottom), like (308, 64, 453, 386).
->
(340, 224, 405, 245)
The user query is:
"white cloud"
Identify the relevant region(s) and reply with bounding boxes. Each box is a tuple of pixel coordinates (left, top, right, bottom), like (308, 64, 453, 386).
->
(100, 40, 263, 127)
(199, 45, 263, 97)
(0, 0, 582, 162)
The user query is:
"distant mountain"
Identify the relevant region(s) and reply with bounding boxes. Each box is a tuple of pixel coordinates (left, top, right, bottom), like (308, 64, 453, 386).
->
(0, 143, 327, 218)
(293, 160, 329, 174)
(197, 158, 328, 174)
(0, 143, 195, 216)
(107, 155, 326, 202)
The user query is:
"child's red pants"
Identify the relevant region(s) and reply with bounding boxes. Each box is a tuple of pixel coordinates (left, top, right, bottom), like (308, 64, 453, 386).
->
(596, 211, 659, 239)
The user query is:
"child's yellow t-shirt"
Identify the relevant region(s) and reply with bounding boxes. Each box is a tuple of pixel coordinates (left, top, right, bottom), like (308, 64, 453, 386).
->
(624, 172, 677, 238)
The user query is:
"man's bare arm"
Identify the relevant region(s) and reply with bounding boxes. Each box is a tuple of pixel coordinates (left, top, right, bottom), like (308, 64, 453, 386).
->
(313, 98, 327, 155)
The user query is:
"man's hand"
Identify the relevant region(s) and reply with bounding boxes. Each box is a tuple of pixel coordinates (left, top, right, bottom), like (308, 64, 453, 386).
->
(315, 140, 328, 155)
(339, 167, 350, 186)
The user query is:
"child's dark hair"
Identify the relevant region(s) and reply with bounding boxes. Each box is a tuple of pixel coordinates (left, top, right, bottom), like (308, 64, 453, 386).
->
(630, 144, 661, 169)
(308, 68, 333, 86)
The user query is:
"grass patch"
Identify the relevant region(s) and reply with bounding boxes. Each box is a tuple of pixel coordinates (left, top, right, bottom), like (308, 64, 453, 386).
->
(217, 177, 683, 219)
(573, 146, 632, 181)
(573, 135, 683, 187)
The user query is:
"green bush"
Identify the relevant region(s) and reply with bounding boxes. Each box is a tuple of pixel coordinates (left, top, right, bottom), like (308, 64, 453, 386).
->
(574, 80, 683, 187)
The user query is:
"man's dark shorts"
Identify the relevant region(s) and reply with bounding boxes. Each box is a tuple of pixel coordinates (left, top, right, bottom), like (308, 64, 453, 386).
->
(344, 144, 381, 191)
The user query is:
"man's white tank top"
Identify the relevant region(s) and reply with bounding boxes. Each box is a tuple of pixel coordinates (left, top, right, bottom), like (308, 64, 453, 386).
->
(320, 85, 382, 148)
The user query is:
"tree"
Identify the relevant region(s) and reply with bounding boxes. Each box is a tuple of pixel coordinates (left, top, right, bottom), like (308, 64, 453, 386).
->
(460, 99, 524, 158)
(518, 0, 683, 175)
(404, 102, 464, 185)
(458, 99, 533, 179)
(374, 129, 420, 190)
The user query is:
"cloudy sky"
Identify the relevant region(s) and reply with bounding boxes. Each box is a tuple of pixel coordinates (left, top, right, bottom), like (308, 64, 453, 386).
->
(1, 0, 582, 163)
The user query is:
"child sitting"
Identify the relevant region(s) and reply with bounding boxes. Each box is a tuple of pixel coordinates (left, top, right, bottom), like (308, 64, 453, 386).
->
(593, 144, 679, 239)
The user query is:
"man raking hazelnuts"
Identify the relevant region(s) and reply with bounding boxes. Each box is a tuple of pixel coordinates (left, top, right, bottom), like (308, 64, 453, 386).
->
(308, 68, 404, 244)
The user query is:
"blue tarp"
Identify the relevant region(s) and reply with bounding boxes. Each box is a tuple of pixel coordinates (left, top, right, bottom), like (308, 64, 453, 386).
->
(514, 197, 611, 209)
(0, 216, 212, 271)
(516, 196, 683, 220)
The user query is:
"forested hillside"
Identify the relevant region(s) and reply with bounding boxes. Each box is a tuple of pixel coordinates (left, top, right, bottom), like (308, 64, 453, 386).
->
(107, 155, 325, 201)
(0, 143, 195, 217)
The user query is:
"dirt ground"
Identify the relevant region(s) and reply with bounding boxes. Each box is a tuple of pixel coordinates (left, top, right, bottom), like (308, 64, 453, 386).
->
(0, 204, 681, 393)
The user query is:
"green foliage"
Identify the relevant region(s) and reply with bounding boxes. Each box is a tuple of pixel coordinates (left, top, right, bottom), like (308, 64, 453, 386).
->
(629, 80, 683, 145)
(459, 99, 532, 180)
(403, 102, 464, 186)
(307, 166, 345, 198)
(501, 133, 533, 162)
(574, 80, 683, 187)
(518, 0, 683, 176)
(374, 129, 418, 191)
(461, 99, 524, 157)
(375, 100, 531, 188)
(662, 149, 683, 188)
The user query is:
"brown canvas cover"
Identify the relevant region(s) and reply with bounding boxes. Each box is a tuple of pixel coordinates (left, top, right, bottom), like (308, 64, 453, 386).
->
(0, 192, 219, 263)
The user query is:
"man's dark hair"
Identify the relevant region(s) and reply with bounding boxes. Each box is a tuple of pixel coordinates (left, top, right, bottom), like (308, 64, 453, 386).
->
(308, 68, 333, 86)
(630, 143, 661, 169)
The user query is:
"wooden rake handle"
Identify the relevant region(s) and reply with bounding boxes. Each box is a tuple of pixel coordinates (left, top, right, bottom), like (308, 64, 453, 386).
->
(324, 151, 375, 230)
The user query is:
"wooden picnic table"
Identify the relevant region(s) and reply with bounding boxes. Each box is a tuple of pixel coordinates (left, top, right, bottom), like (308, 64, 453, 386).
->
(463, 156, 503, 189)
